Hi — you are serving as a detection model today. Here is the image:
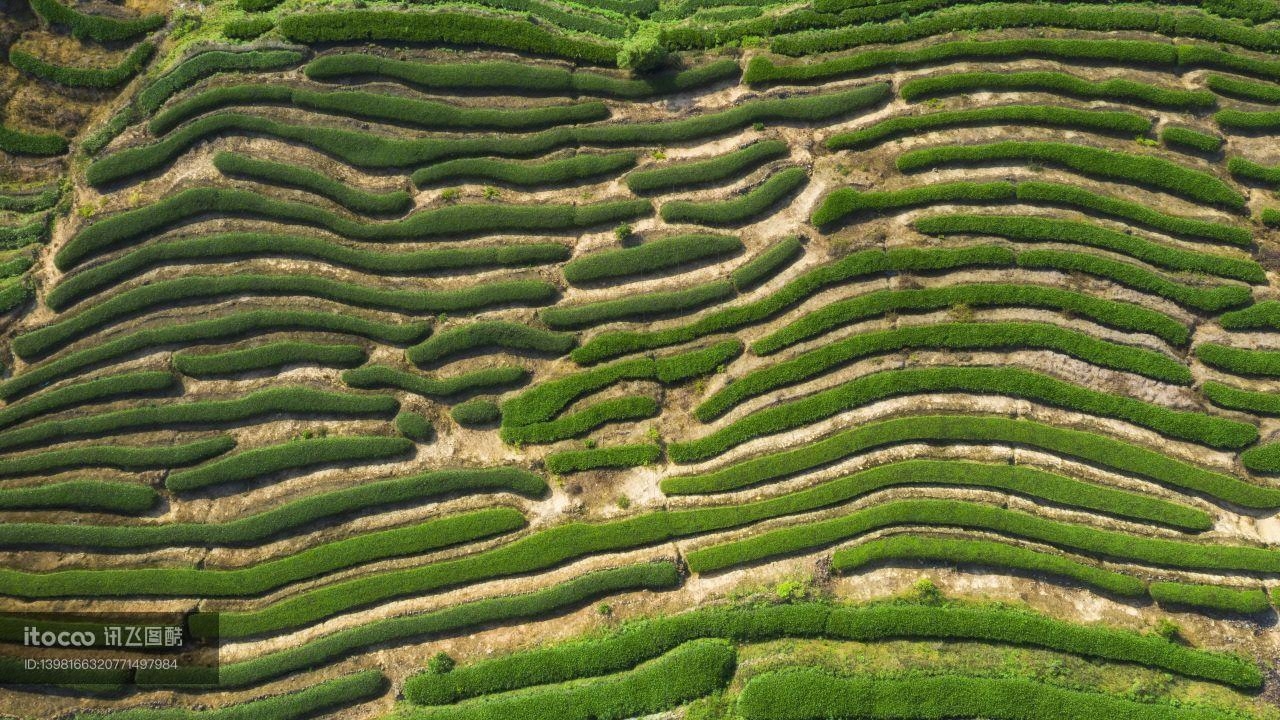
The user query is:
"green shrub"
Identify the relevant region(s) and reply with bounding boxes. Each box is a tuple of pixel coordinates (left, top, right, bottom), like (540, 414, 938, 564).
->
(174, 342, 366, 377)
(832, 535, 1147, 597)
(452, 399, 502, 427)
(669, 366, 1257, 463)
(0, 215, 48, 248)
(0, 480, 157, 515)
(224, 16, 273, 39)
(136, 49, 306, 114)
(1227, 156, 1280, 186)
(214, 152, 411, 215)
(811, 181, 1015, 227)
(731, 236, 802, 291)
(1195, 342, 1280, 376)
(0, 185, 58, 214)
(81, 105, 136, 157)
(29, 0, 163, 42)
(9, 42, 153, 89)
(1149, 581, 1270, 614)
(541, 280, 735, 329)
(900, 70, 1216, 109)
(1162, 125, 1224, 154)
(345, 365, 528, 398)
(0, 436, 234, 478)
(564, 233, 742, 285)
(660, 166, 807, 226)
(897, 141, 1247, 211)
(546, 444, 662, 474)
(166, 435, 412, 491)
(1216, 108, 1280, 132)
(0, 370, 174, 432)
(408, 322, 575, 367)
(1220, 300, 1280, 330)
(1203, 380, 1280, 416)
(1205, 74, 1280, 103)
(499, 396, 659, 444)
(0, 125, 67, 156)
(413, 152, 636, 188)
(396, 411, 434, 442)
(828, 105, 1151, 150)
(238, 0, 283, 10)
(626, 140, 788, 194)
(1241, 442, 1280, 473)
(1263, 208, 1280, 227)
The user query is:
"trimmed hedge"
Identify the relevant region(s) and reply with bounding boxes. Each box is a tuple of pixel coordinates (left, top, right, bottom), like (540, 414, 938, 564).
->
(0, 480, 157, 515)
(166, 435, 413, 491)
(1220, 300, 1280, 330)
(0, 436, 234, 478)
(1216, 108, 1280, 132)
(0, 370, 175, 432)
(214, 152, 411, 216)
(1161, 126, 1224, 154)
(1241, 442, 1280, 473)
(224, 16, 274, 40)
(660, 166, 807, 226)
(832, 535, 1147, 597)
(626, 140, 789, 194)
(545, 443, 662, 474)
(0, 125, 68, 156)
(407, 322, 575, 367)
(304, 54, 740, 98)
(47, 232, 568, 311)
(900, 70, 1217, 109)
(564, 233, 742, 285)
(29, 0, 163, 42)
(0, 185, 58, 213)
(732, 235, 802, 291)
(828, 105, 1152, 150)
(396, 411, 434, 442)
(174, 342, 366, 377)
(345, 365, 528, 398)
(897, 141, 1247, 211)
(499, 396, 659, 444)
(453, 399, 502, 427)
(1227, 156, 1280, 185)
(136, 49, 307, 114)
(1149, 581, 1270, 614)
(669, 366, 1258, 463)
(413, 152, 636, 188)
(812, 181, 1016, 227)
(1195, 342, 1280, 377)
(1205, 74, 1280, 104)
(1264, 207, 1280, 227)
(9, 42, 153, 89)
(0, 215, 48, 248)
(1203, 380, 1280, 416)
(541, 280, 735, 329)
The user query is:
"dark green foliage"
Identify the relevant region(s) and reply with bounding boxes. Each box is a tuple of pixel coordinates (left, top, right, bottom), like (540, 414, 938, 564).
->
(1161, 126, 1224, 153)
(564, 233, 742, 285)
(214, 152, 411, 215)
(1206, 74, 1280, 103)
(345, 365, 528, 398)
(542, 280, 735, 329)
(0, 215, 48, 248)
(174, 342, 367, 377)
(1241, 442, 1280, 473)
(500, 396, 659, 444)
(238, 0, 283, 10)
(626, 140, 789, 194)
(0, 437, 234, 478)
(546, 444, 662, 474)
(224, 16, 274, 40)
(396, 411, 434, 442)
(0, 186, 58, 214)
(812, 181, 1015, 227)
(829, 105, 1151, 150)
(731, 236, 802, 291)
(452, 399, 502, 427)
(0, 480, 157, 514)
(900, 70, 1216, 109)
(1195, 342, 1280, 376)
(166, 435, 414, 491)
(29, 0, 163, 42)
(0, 370, 175, 432)
(408, 322, 575, 367)
(1149, 582, 1270, 614)
(0, 125, 67, 156)
(1216, 108, 1280, 131)
(1221, 300, 1280, 330)
(1203, 380, 1280, 415)
(137, 49, 307, 114)
(9, 42, 153, 89)
(1264, 208, 1280, 227)
(413, 152, 636, 188)
(1227, 156, 1280, 185)
(660, 166, 807, 226)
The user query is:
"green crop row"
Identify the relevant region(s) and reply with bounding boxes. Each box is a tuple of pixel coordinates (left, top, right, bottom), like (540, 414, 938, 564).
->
(499, 396, 659, 444)
(731, 235, 803, 291)
(829, 105, 1151, 151)
(1215, 108, 1280, 131)
(1203, 380, 1280, 416)
(1162, 126, 1224, 153)
(9, 42, 153, 89)
(87, 85, 888, 186)
(407, 321, 576, 367)
(396, 411, 434, 442)
(811, 181, 1014, 227)
(897, 141, 1247, 211)
(213, 152, 411, 216)
(5, 508, 525, 599)
(1196, 342, 1280, 376)
(0, 437, 235, 479)
(0, 387, 398, 454)
(698, 321, 1192, 421)
(137, 49, 307, 114)
(403, 598, 1259, 705)
(1227, 156, 1280, 185)
(166, 435, 413, 492)
(0, 468, 544, 549)
(1149, 581, 1270, 613)
(900, 70, 1216, 109)
(304, 54, 739, 98)
(0, 215, 48, 248)
(564, 233, 742, 285)
(625, 140, 789, 194)
(913, 214, 1264, 283)
(47, 232, 567, 312)
(0, 370, 174, 432)
(754, 283, 1189, 354)
(173, 341, 367, 378)
(224, 16, 274, 40)
(541, 280, 735, 329)
(452, 399, 502, 426)
(345, 365, 528, 398)
(412, 152, 636, 188)
(1241, 442, 1280, 473)
(29, 0, 162, 42)
(0, 124, 67, 156)
(0, 310, 430, 401)
(0, 185, 58, 214)
(571, 245, 1015, 364)
(545, 443, 662, 474)
(685, 497, 1280, 575)
(0, 480, 157, 515)
(57, 187, 648, 270)
(670, 365, 1258, 463)
(1264, 207, 1280, 227)
(660, 166, 808, 226)
(1206, 74, 1280, 103)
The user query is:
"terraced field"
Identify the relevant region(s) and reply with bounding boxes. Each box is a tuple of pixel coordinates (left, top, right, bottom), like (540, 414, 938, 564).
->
(6, 0, 1280, 718)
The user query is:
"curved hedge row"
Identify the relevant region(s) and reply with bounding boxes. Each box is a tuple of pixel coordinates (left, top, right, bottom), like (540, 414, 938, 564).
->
(412, 152, 636, 188)
(0, 480, 157, 515)
(1241, 442, 1280, 473)
(0, 436, 234, 479)
(897, 141, 1247, 211)
(499, 396, 660, 444)
(173, 341, 367, 377)
(900, 70, 1217, 109)
(0, 185, 58, 214)
(731, 235, 803, 291)
(563, 233, 742, 285)
(626, 140, 789, 194)
(407, 322, 576, 367)
(452, 399, 502, 426)
(1195, 342, 1280, 376)
(29, 0, 163, 42)
(345, 365, 528, 398)
(166, 435, 414, 491)
(545, 443, 662, 474)
(0, 370, 175, 432)
(1162, 126, 1224, 154)
(1226, 156, 1280, 185)
(9, 42, 153, 89)
(1203, 380, 1280, 416)
(1206, 74, 1280, 104)
(396, 411, 434, 442)
(137, 49, 307, 114)
(0, 125, 68, 156)
(541, 280, 735, 329)
(1148, 581, 1270, 614)
(1216, 108, 1280, 132)
(828, 105, 1152, 150)
(1221, 300, 1280, 330)
(811, 181, 1015, 227)
(213, 152, 412, 216)
(660, 166, 807, 226)
(47, 233, 568, 311)
(670, 365, 1257, 463)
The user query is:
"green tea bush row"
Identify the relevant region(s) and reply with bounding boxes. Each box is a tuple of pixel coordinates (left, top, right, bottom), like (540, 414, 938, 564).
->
(9, 42, 153, 89)
(1161, 126, 1224, 153)
(224, 16, 274, 40)
(1196, 342, 1280, 376)
(913, 214, 1264, 283)
(413, 152, 636, 188)
(304, 54, 739, 98)
(571, 245, 1014, 364)
(173, 341, 367, 377)
(1148, 581, 1270, 613)
(753, 283, 1189, 354)
(0, 480, 157, 515)
(1206, 74, 1280, 103)
(396, 411, 434, 442)
(541, 280, 735, 329)
(166, 435, 413, 491)
(731, 235, 802, 291)
(0, 387, 398, 454)
(1241, 442, 1280, 473)
(1, 468, 544, 549)
(0, 215, 48, 248)
(545, 443, 662, 474)
(29, 0, 163, 42)
(87, 85, 888, 186)
(499, 396, 659, 444)
(407, 322, 575, 367)
(0, 185, 58, 214)
(47, 232, 567, 311)
(137, 49, 307, 114)
(14, 274, 556, 360)
(345, 365, 528, 398)
(58, 187, 647, 269)
(214, 152, 411, 216)
(1226, 156, 1280, 185)
(1263, 208, 1280, 227)
(1203, 380, 1280, 416)
(428, 0, 631, 39)
(0, 436, 233, 479)
(697, 321, 1192, 421)
(1216, 108, 1280, 132)
(452, 399, 502, 426)
(0, 124, 67, 156)
(832, 535, 1147, 597)
(897, 141, 1247, 211)
(0, 370, 174, 432)
(660, 166, 807, 226)
(4, 508, 524, 599)
(900, 70, 1216, 109)
(0, 311, 430, 401)
(669, 366, 1258, 463)
(563, 233, 742, 285)
(829, 106, 1151, 151)
(811, 181, 1015, 227)
(626, 140, 788, 194)
(81, 105, 136, 157)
